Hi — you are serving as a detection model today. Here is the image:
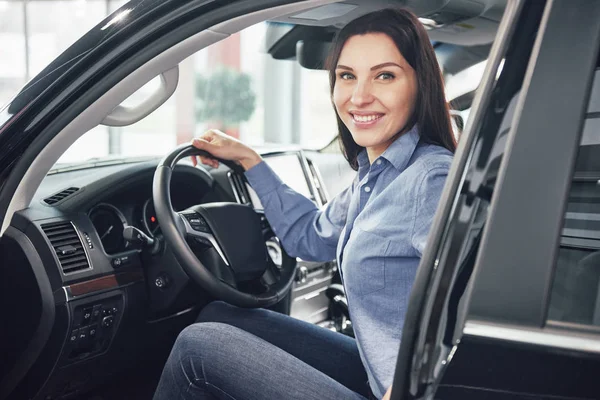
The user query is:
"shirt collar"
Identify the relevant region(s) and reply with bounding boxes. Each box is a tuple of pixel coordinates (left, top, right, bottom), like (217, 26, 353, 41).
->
(357, 124, 420, 172)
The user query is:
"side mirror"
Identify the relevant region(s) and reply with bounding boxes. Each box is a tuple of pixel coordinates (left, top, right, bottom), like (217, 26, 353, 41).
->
(296, 40, 332, 70)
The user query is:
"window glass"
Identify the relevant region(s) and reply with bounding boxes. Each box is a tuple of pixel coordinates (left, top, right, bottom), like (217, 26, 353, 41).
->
(548, 67, 600, 326)
(54, 21, 338, 166)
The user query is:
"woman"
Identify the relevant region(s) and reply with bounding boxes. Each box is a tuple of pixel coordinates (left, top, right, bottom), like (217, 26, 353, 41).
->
(154, 8, 455, 400)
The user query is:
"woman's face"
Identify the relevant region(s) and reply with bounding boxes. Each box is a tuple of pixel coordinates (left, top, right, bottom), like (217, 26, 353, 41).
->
(333, 33, 417, 161)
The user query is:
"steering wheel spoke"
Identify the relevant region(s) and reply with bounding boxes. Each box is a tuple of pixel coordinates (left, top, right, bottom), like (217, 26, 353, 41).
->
(178, 211, 229, 267)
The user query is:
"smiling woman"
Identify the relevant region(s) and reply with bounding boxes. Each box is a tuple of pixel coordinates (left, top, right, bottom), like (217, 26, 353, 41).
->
(154, 7, 455, 400)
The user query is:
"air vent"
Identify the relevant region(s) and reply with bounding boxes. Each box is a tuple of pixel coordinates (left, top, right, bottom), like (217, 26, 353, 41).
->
(41, 221, 91, 274)
(43, 187, 80, 205)
(227, 172, 250, 204)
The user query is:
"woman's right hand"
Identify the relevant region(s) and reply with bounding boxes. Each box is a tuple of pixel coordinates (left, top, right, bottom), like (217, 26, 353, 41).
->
(191, 129, 262, 171)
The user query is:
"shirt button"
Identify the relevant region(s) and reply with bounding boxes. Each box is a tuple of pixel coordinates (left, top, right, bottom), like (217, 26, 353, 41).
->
(376, 159, 382, 165)
(364, 186, 371, 193)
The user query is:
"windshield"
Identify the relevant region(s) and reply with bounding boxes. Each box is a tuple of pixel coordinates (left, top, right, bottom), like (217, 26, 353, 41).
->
(53, 21, 338, 167)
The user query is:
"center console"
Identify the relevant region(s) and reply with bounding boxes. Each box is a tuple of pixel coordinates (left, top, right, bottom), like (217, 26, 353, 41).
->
(63, 293, 124, 364)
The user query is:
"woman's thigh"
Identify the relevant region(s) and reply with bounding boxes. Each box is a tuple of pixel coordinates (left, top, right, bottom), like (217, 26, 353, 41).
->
(154, 322, 367, 400)
(196, 301, 370, 397)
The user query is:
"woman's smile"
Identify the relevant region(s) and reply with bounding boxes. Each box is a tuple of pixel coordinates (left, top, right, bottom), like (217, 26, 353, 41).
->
(349, 111, 385, 128)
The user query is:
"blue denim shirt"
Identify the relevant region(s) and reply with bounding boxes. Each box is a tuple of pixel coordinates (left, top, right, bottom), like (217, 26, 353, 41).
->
(245, 126, 453, 399)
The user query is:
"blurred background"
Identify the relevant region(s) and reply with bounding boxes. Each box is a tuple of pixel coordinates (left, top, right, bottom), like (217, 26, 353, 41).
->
(0, 0, 484, 164)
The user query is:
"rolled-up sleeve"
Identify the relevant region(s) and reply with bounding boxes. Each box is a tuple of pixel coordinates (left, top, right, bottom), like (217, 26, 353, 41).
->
(245, 161, 352, 262)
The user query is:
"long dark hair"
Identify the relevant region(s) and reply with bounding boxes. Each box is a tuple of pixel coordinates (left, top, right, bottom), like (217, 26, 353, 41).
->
(327, 8, 457, 170)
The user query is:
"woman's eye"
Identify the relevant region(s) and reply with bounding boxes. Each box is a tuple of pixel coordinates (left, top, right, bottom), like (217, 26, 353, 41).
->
(377, 72, 395, 80)
(339, 72, 355, 80)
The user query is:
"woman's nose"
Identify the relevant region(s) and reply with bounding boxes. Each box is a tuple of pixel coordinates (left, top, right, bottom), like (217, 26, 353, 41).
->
(350, 80, 374, 106)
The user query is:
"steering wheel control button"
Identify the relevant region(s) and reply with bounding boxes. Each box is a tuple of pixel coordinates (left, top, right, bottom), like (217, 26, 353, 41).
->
(189, 217, 211, 233)
(194, 236, 212, 246)
(182, 212, 212, 232)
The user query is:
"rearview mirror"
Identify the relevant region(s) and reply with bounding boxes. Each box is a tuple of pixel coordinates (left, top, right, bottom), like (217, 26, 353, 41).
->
(296, 40, 332, 70)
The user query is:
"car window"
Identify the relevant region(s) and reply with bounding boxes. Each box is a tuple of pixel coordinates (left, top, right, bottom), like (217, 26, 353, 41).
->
(54, 21, 338, 165)
(548, 66, 600, 327)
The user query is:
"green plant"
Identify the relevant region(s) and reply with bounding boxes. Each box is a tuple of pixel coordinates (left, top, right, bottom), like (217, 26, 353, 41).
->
(196, 67, 256, 129)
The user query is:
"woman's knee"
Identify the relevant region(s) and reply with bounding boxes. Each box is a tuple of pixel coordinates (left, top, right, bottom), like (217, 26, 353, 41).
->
(173, 322, 228, 360)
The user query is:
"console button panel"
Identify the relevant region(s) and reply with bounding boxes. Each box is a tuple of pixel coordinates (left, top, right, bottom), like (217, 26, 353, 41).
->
(65, 296, 123, 363)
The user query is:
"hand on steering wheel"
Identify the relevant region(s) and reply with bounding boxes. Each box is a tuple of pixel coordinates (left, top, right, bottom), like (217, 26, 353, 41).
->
(190, 129, 263, 171)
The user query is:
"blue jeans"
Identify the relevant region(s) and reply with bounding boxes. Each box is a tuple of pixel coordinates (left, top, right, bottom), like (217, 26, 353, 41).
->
(153, 301, 371, 399)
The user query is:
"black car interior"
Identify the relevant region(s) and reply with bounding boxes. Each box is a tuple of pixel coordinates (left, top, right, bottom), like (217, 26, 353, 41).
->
(0, 1, 504, 399)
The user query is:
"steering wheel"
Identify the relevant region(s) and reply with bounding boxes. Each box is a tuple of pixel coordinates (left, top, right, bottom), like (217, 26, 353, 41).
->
(152, 143, 296, 308)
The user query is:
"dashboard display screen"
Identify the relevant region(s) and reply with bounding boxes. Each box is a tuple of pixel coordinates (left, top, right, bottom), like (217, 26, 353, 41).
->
(248, 154, 313, 209)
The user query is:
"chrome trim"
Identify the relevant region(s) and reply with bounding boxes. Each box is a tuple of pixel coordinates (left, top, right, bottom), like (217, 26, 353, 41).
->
(306, 157, 330, 205)
(179, 214, 229, 266)
(298, 150, 323, 207)
(63, 286, 71, 301)
(292, 275, 333, 292)
(293, 286, 328, 302)
(227, 171, 245, 204)
(62, 280, 140, 302)
(463, 320, 600, 354)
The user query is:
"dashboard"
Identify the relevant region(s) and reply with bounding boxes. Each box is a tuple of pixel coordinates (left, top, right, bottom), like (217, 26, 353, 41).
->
(2, 149, 348, 400)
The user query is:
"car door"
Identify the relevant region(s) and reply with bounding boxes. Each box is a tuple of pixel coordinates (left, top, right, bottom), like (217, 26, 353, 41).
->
(391, 0, 600, 399)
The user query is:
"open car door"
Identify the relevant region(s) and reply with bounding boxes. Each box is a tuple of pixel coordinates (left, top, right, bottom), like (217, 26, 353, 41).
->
(392, 1, 600, 399)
